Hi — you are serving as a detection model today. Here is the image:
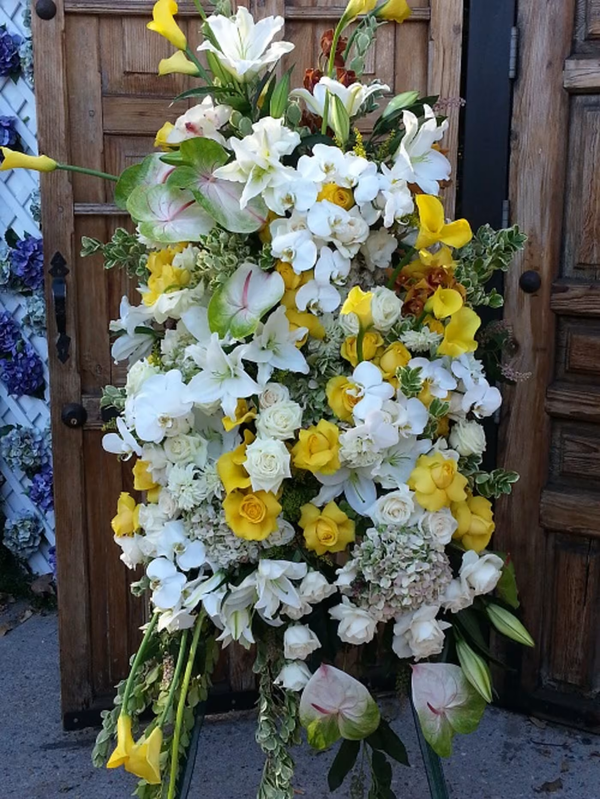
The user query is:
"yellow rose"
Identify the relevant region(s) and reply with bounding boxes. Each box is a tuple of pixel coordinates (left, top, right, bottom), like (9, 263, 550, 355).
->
(408, 453, 468, 512)
(111, 492, 141, 537)
(299, 501, 355, 555)
(438, 307, 481, 357)
(374, 0, 411, 23)
(415, 195, 473, 250)
(217, 431, 254, 494)
(292, 419, 341, 475)
(0, 148, 57, 173)
(285, 307, 326, 344)
(379, 341, 411, 383)
(147, 0, 187, 50)
(107, 715, 134, 770)
(326, 376, 361, 422)
(158, 50, 198, 76)
(426, 286, 463, 319)
(223, 489, 282, 541)
(341, 286, 373, 327)
(222, 399, 257, 432)
(317, 184, 355, 210)
(133, 460, 160, 503)
(452, 494, 495, 552)
(125, 727, 162, 785)
(341, 330, 384, 367)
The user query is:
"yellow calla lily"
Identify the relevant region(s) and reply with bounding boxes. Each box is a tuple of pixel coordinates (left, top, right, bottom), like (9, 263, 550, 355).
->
(158, 50, 198, 76)
(0, 147, 57, 173)
(374, 0, 412, 23)
(147, 0, 187, 51)
(415, 195, 473, 250)
(125, 727, 163, 785)
(111, 492, 141, 537)
(154, 121, 176, 150)
(217, 431, 254, 494)
(107, 714, 134, 769)
(438, 306, 481, 357)
(133, 460, 161, 503)
(222, 399, 257, 432)
(344, 0, 378, 21)
(426, 286, 464, 319)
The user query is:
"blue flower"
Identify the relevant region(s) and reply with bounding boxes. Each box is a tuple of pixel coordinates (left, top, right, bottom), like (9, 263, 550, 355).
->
(0, 27, 22, 79)
(0, 116, 19, 148)
(0, 340, 45, 397)
(0, 310, 20, 353)
(3, 512, 43, 560)
(9, 234, 44, 291)
(29, 464, 54, 512)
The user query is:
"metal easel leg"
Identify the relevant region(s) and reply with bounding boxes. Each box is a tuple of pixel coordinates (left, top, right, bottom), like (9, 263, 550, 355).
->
(174, 701, 206, 799)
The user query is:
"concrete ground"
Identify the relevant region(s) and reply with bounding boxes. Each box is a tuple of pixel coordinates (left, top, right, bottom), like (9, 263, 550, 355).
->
(0, 610, 598, 799)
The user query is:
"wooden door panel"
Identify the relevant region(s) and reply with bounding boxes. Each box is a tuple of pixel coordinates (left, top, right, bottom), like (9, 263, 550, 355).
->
(34, 0, 465, 720)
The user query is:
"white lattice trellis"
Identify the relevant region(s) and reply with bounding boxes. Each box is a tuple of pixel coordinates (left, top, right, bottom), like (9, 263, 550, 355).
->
(1, 0, 53, 575)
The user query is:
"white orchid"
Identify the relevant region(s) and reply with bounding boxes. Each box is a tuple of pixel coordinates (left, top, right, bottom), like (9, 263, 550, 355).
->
(340, 410, 400, 469)
(461, 378, 502, 418)
(198, 8, 294, 83)
(271, 227, 318, 274)
(350, 361, 395, 420)
(146, 558, 188, 610)
(184, 334, 260, 418)
(295, 247, 350, 314)
(214, 117, 300, 208)
(132, 370, 194, 444)
(241, 306, 309, 385)
(150, 520, 207, 571)
(109, 296, 155, 364)
(314, 466, 377, 515)
(167, 97, 232, 147)
(263, 177, 318, 216)
(292, 77, 389, 118)
(394, 396, 429, 437)
(360, 228, 398, 270)
(408, 357, 457, 398)
(102, 416, 142, 460)
(393, 105, 451, 195)
(307, 200, 370, 258)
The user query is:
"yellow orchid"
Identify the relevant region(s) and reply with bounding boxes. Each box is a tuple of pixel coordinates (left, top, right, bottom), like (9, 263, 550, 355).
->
(133, 460, 161, 503)
(316, 184, 355, 210)
(438, 306, 481, 357)
(125, 727, 163, 785)
(326, 376, 361, 422)
(341, 330, 384, 367)
(292, 420, 341, 475)
(340, 286, 373, 327)
(217, 431, 254, 494)
(452, 494, 495, 552)
(223, 489, 282, 541)
(415, 195, 473, 250)
(111, 493, 141, 537)
(154, 121, 176, 150)
(0, 147, 57, 173)
(299, 501, 355, 556)
(374, 0, 412, 23)
(147, 0, 187, 51)
(408, 452, 468, 512)
(158, 50, 198, 76)
(426, 286, 464, 319)
(222, 399, 257, 432)
(419, 245, 455, 271)
(107, 715, 135, 769)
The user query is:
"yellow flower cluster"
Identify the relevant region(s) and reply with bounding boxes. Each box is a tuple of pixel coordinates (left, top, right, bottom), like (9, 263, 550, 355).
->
(143, 246, 190, 306)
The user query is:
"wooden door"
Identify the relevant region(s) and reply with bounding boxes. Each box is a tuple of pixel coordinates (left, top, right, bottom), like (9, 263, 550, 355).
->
(32, 0, 465, 724)
(496, 0, 600, 731)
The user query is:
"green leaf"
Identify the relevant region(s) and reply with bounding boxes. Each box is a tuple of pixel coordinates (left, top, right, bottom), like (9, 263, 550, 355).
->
(330, 94, 351, 144)
(127, 183, 214, 243)
(114, 154, 175, 210)
(328, 739, 360, 791)
(495, 556, 520, 609)
(269, 68, 293, 119)
(168, 137, 268, 233)
(367, 719, 409, 766)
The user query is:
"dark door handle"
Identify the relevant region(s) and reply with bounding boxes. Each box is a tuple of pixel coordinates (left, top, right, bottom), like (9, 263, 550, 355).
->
(35, 0, 57, 20)
(61, 403, 88, 429)
(519, 270, 541, 293)
(49, 251, 71, 363)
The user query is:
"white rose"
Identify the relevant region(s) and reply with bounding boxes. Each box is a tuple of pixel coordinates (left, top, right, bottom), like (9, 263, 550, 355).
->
(283, 624, 321, 660)
(281, 602, 311, 621)
(371, 286, 403, 333)
(361, 230, 398, 271)
(244, 438, 291, 493)
(157, 489, 179, 519)
(142, 443, 169, 474)
(419, 507, 458, 546)
(274, 661, 312, 692)
(392, 605, 451, 661)
(368, 486, 415, 527)
(300, 571, 337, 604)
(449, 420, 487, 457)
(460, 551, 503, 595)
(137, 503, 170, 534)
(440, 578, 474, 614)
(196, 399, 223, 415)
(256, 401, 303, 440)
(126, 360, 159, 396)
(329, 597, 378, 645)
(339, 310, 360, 336)
(163, 434, 208, 467)
(163, 414, 192, 438)
(259, 382, 290, 409)
(115, 533, 145, 569)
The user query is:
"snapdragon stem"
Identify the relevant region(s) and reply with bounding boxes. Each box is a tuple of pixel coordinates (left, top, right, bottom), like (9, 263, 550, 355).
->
(184, 47, 212, 84)
(167, 610, 206, 799)
(57, 163, 118, 182)
(386, 246, 416, 290)
(121, 612, 158, 714)
(158, 629, 190, 728)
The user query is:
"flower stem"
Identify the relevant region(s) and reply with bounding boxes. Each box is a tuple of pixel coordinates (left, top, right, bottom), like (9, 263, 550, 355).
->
(321, 12, 349, 134)
(57, 163, 119, 182)
(386, 246, 416, 290)
(121, 612, 158, 715)
(158, 629, 190, 728)
(192, 0, 207, 21)
(167, 610, 206, 799)
(356, 325, 366, 364)
(184, 47, 212, 84)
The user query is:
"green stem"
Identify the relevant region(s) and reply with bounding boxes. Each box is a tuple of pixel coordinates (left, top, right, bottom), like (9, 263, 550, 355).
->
(167, 610, 206, 799)
(342, 16, 368, 62)
(192, 0, 207, 20)
(121, 612, 158, 715)
(57, 163, 119, 182)
(356, 325, 366, 364)
(386, 246, 416, 290)
(321, 12, 350, 133)
(321, 91, 331, 135)
(158, 630, 190, 728)
(184, 46, 212, 84)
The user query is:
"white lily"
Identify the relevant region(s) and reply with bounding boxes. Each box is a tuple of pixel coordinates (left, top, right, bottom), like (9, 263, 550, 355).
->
(198, 8, 294, 83)
(372, 435, 432, 488)
(241, 306, 309, 385)
(132, 370, 194, 444)
(393, 105, 451, 196)
(213, 581, 259, 649)
(184, 334, 260, 418)
(214, 117, 300, 208)
(292, 77, 389, 118)
(102, 416, 143, 460)
(254, 559, 308, 621)
(146, 557, 187, 610)
(314, 466, 377, 515)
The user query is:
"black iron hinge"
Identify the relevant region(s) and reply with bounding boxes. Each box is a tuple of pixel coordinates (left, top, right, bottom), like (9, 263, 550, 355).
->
(509, 26, 519, 80)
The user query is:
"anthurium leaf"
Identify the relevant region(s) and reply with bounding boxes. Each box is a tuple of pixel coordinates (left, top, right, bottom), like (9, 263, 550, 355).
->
(367, 720, 409, 766)
(411, 663, 486, 758)
(127, 184, 214, 244)
(495, 555, 520, 609)
(114, 154, 175, 209)
(167, 138, 268, 233)
(299, 665, 381, 751)
(207, 263, 284, 339)
(328, 739, 360, 791)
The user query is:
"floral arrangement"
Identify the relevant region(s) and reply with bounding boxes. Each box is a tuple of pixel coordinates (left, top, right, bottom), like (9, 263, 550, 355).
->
(0, 0, 531, 796)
